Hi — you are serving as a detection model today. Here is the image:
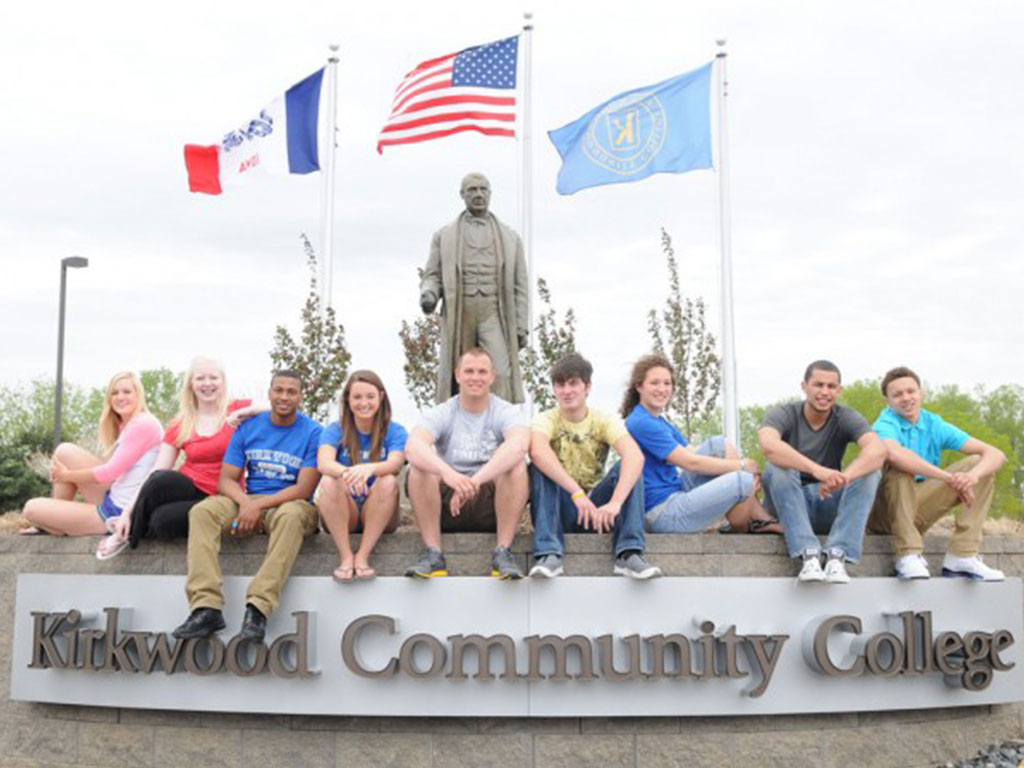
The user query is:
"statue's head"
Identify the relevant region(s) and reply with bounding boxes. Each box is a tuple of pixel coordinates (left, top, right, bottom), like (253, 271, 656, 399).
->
(460, 172, 491, 216)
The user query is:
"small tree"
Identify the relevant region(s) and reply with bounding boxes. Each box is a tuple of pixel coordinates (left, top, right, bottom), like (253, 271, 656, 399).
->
(269, 234, 351, 422)
(398, 269, 443, 410)
(647, 228, 721, 439)
(520, 277, 577, 411)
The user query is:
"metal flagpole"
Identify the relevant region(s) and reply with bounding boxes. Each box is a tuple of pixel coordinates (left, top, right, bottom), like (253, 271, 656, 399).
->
(520, 13, 535, 413)
(320, 44, 340, 310)
(715, 40, 739, 446)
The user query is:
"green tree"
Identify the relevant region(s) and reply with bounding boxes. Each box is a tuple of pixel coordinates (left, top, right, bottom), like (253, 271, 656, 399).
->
(0, 443, 49, 512)
(520, 277, 577, 411)
(981, 384, 1024, 506)
(140, 368, 184, 426)
(398, 269, 442, 410)
(0, 379, 94, 451)
(269, 234, 351, 422)
(647, 228, 721, 439)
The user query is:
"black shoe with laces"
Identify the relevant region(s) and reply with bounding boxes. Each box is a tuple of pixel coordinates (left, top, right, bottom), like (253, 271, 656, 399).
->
(239, 604, 267, 643)
(172, 608, 226, 639)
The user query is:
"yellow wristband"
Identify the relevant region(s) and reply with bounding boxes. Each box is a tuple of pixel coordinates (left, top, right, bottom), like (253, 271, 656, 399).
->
(571, 490, 586, 501)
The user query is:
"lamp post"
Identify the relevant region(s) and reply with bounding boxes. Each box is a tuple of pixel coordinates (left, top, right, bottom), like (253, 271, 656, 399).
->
(54, 256, 88, 446)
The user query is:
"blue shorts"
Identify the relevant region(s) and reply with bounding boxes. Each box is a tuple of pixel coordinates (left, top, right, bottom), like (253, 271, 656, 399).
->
(96, 491, 123, 521)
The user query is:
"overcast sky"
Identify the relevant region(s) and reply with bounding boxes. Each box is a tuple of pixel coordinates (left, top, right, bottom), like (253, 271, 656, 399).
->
(1, 0, 1021, 427)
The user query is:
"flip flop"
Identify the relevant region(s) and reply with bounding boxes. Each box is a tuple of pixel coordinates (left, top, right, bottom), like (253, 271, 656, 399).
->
(332, 566, 354, 583)
(96, 534, 129, 561)
(354, 565, 377, 581)
(749, 518, 784, 535)
(19, 526, 47, 536)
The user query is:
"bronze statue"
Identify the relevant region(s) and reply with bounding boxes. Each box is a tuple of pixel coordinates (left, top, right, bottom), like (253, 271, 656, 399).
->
(420, 173, 529, 403)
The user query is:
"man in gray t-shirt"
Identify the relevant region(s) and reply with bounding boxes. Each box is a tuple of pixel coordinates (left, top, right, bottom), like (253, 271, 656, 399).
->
(405, 348, 529, 579)
(758, 360, 885, 584)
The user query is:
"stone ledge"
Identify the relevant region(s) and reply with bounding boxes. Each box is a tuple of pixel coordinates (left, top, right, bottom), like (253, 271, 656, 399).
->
(1, 531, 1013, 579)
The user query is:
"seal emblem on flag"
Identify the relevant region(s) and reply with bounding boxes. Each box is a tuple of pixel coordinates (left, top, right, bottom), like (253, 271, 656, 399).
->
(581, 91, 667, 176)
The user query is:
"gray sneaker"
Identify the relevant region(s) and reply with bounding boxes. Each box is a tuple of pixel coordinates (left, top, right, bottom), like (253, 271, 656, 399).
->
(491, 546, 524, 580)
(613, 552, 662, 580)
(529, 554, 565, 578)
(404, 546, 448, 578)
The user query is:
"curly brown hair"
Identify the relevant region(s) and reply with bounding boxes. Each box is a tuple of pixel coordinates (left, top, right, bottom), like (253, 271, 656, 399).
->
(619, 354, 674, 418)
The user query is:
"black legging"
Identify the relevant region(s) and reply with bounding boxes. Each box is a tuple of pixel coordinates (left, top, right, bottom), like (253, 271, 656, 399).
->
(128, 470, 207, 548)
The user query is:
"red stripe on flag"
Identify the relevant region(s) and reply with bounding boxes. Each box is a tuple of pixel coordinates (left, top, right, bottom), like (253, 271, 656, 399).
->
(396, 93, 516, 116)
(392, 78, 454, 114)
(394, 67, 454, 104)
(377, 124, 515, 154)
(400, 52, 457, 80)
(184, 144, 222, 195)
(381, 110, 516, 134)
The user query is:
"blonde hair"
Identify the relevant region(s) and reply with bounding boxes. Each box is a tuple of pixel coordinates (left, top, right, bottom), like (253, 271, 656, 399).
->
(171, 357, 228, 447)
(98, 371, 148, 452)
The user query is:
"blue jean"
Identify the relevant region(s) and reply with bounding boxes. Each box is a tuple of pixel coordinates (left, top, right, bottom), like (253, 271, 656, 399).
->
(762, 463, 881, 563)
(644, 436, 755, 534)
(529, 462, 646, 557)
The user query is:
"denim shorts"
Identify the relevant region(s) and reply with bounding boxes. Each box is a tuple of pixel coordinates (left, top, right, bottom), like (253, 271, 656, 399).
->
(96, 491, 123, 521)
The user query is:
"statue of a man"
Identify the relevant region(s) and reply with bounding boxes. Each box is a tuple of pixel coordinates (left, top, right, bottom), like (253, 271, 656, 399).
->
(420, 173, 529, 403)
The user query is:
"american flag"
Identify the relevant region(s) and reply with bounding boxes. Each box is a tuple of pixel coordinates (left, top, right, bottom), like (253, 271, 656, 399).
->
(377, 36, 519, 154)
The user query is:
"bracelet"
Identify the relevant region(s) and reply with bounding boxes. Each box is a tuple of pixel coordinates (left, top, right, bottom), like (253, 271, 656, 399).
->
(571, 490, 586, 501)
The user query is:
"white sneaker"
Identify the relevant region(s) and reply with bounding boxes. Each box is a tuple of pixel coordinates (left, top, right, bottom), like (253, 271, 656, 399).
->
(942, 553, 1005, 582)
(797, 556, 825, 582)
(823, 557, 851, 584)
(895, 554, 930, 580)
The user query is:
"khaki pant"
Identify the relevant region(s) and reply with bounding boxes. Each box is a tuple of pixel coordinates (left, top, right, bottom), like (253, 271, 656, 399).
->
(867, 455, 993, 557)
(186, 495, 318, 617)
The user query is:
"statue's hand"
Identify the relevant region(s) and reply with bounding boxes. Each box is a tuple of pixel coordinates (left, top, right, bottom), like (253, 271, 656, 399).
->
(420, 293, 437, 314)
(517, 331, 528, 349)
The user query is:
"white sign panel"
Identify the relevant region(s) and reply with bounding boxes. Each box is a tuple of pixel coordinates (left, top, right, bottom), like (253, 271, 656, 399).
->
(11, 574, 1023, 716)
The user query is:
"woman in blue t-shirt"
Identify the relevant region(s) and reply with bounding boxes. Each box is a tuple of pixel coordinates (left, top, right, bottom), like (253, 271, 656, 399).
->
(620, 354, 779, 535)
(317, 370, 407, 581)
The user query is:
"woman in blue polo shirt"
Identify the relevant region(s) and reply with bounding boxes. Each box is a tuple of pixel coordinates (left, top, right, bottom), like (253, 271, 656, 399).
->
(620, 354, 777, 534)
(317, 370, 407, 581)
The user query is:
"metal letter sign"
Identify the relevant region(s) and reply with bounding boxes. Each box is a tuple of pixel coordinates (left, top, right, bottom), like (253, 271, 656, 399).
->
(11, 574, 1023, 716)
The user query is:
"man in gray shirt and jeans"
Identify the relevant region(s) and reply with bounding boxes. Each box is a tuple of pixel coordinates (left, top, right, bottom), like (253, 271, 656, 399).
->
(758, 360, 885, 583)
(405, 347, 530, 579)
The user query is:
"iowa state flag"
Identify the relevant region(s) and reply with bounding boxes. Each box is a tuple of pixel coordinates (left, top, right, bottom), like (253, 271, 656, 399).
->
(184, 69, 324, 195)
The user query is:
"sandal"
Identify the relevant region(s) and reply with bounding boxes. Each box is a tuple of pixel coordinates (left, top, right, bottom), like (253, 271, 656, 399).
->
(718, 517, 784, 535)
(96, 534, 129, 561)
(749, 518, 784, 535)
(332, 566, 354, 583)
(354, 565, 376, 580)
(19, 526, 47, 536)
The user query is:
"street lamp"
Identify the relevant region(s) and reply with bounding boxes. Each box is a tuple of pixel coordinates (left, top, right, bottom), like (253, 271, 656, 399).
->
(54, 256, 88, 447)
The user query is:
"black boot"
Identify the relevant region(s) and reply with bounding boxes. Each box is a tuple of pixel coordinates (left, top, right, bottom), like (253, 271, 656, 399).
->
(172, 608, 225, 639)
(239, 604, 267, 643)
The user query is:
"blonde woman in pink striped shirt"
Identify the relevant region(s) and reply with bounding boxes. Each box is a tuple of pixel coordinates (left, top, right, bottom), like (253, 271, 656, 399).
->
(21, 371, 162, 535)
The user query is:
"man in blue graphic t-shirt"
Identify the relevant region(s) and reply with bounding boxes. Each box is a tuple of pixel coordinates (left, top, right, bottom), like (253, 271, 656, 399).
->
(173, 370, 322, 643)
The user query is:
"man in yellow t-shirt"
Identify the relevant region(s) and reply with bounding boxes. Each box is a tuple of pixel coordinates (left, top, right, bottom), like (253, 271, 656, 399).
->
(529, 353, 660, 579)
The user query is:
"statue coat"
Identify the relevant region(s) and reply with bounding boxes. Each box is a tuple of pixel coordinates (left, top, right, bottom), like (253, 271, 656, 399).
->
(420, 212, 528, 402)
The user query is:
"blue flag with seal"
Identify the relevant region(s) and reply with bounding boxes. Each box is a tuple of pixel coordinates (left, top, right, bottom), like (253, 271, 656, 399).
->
(548, 63, 713, 195)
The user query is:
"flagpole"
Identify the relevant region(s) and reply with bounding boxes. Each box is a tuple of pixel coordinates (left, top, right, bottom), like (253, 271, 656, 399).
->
(521, 13, 534, 392)
(320, 44, 340, 310)
(715, 40, 739, 447)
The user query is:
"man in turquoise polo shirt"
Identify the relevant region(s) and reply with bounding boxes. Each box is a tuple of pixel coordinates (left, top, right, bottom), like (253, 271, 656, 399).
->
(867, 366, 1006, 581)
